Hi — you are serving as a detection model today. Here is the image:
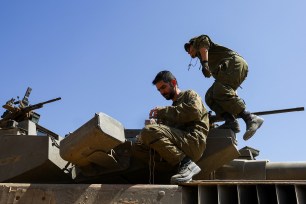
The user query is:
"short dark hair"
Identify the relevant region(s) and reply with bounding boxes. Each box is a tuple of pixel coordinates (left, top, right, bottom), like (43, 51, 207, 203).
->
(152, 70, 177, 85)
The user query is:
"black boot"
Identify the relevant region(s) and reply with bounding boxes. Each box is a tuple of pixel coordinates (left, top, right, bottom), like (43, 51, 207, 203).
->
(217, 112, 240, 133)
(239, 110, 264, 140)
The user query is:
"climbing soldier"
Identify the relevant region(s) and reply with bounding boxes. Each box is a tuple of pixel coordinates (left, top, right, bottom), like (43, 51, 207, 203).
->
(184, 34, 264, 140)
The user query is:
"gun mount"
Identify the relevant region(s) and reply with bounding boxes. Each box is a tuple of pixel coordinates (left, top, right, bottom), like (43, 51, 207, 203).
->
(0, 87, 61, 129)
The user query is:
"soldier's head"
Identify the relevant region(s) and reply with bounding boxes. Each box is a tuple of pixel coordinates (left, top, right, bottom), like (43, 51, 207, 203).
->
(184, 39, 197, 58)
(152, 70, 178, 100)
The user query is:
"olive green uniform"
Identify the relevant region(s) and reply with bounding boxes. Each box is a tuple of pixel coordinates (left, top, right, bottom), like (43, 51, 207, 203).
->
(192, 35, 248, 115)
(133, 90, 209, 166)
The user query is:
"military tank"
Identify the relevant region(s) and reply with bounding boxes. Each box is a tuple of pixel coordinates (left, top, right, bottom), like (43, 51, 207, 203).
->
(0, 88, 305, 204)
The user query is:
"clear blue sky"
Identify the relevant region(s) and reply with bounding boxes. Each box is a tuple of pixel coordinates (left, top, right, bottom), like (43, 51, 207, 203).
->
(1, 1, 305, 162)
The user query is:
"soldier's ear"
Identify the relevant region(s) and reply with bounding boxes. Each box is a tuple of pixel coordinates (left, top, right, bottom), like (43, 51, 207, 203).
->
(171, 79, 177, 87)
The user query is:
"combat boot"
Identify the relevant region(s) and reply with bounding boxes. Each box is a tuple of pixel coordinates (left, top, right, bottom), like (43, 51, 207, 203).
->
(217, 112, 240, 133)
(239, 110, 264, 140)
(170, 157, 201, 184)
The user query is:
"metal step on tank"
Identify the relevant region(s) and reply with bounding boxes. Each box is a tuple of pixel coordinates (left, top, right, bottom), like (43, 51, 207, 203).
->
(1, 181, 306, 203)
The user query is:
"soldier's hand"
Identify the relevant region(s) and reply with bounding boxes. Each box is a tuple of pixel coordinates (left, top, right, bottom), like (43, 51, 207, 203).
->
(149, 107, 162, 119)
(149, 108, 158, 119)
(145, 119, 157, 125)
(202, 67, 211, 78)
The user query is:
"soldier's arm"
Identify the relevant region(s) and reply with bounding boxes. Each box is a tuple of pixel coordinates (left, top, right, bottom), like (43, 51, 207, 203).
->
(199, 47, 208, 61)
(193, 36, 211, 77)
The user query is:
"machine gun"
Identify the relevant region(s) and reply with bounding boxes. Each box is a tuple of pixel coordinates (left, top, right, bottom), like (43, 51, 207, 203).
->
(0, 87, 61, 128)
(209, 107, 305, 124)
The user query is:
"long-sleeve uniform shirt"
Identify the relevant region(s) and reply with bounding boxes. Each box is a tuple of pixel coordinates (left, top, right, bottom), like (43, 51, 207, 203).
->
(137, 90, 209, 166)
(158, 90, 209, 139)
(190, 35, 249, 115)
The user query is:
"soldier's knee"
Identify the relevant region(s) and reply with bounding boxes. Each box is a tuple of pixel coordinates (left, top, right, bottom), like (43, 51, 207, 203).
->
(140, 125, 160, 145)
(141, 125, 156, 137)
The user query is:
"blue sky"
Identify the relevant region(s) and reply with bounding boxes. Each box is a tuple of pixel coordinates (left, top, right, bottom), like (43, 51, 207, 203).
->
(1, 1, 305, 162)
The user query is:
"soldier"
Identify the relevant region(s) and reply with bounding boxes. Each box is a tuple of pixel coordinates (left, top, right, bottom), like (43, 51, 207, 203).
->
(133, 70, 209, 184)
(184, 34, 264, 140)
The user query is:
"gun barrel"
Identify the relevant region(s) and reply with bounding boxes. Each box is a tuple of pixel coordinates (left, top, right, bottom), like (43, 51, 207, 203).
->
(251, 107, 304, 116)
(25, 97, 61, 110)
(210, 107, 304, 123)
(40, 97, 61, 105)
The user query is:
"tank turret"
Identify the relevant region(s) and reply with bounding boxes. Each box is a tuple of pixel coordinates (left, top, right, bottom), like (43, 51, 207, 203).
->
(0, 87, 71, 183)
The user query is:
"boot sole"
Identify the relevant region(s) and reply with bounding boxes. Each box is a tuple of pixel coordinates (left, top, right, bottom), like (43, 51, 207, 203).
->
(243, 118, 264, 141)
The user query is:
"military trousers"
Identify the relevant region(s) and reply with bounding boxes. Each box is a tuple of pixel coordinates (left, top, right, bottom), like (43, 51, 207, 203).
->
(132, 124, 206, 166)
(205, 55, 248, 116)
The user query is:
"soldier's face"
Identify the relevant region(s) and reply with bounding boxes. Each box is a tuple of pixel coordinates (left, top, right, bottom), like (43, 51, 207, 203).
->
(155, 81, 175, 100)
(188, 45, 197, 58)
